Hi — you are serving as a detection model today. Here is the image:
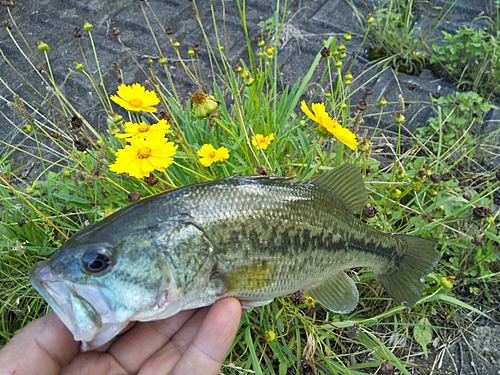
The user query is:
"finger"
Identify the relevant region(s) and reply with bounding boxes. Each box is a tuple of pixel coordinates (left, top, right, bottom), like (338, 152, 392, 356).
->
(138, 307, 212, 375)
(170, 298, 242, 375)
(0, 311, 79, 375)
(106, 308, 198, 374)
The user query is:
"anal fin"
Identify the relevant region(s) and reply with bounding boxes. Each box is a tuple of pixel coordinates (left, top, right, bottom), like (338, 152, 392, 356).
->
(305, 271, 359, 313)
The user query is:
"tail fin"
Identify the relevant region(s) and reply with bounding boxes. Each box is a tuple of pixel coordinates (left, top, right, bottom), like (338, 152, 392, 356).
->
(375, 235, 440, 307)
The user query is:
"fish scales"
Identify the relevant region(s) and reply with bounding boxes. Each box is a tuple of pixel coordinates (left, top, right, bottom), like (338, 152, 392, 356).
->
(30, 164, 441, 350)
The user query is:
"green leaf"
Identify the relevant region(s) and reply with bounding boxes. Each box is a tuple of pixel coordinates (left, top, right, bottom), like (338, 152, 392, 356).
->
(413, 317, 433, 358)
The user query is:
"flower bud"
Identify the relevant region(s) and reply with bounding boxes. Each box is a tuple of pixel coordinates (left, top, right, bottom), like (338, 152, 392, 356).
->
(243, 73, 254, 86)
(187, 47, 195, 56)
(379, 96, 388, 107)
(257, 38, 265, 48)
(394, 112, 406, 124)
(74, 62, 84, 71)
(265, 330, 277, 343)
(338, 42, 346, 52)
(172, 39, 180, 48)
(112, 113, 124, 126)
(159, 55, 168, 65)
(358, 139, 371, 152)
(334, 59, 342, 68)
(391, 188, 402, 197)
(25, 186, 35, 195)
(343, 31, 352, 41)
(62, 170, 71, 178)
(37, 40, 50, 53)
(83, 20, 93, 32)
(439, 276, 455, 290)
(366, 13, 375, 25)
(22, 124, 33, 133)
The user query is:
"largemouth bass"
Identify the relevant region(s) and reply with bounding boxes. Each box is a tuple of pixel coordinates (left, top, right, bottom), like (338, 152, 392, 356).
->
(30, 164, 440, 351)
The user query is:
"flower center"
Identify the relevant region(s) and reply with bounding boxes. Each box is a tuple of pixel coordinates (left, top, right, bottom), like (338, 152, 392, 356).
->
(137, 147, 152, 159)
(209, 151, 216, 159)
(138, 123, 150, 132)
(129, 98, 143, 108)
(191, 92, 207, 105)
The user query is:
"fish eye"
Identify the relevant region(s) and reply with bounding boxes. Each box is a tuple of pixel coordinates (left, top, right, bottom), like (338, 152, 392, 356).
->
(82, 246, 114, 274)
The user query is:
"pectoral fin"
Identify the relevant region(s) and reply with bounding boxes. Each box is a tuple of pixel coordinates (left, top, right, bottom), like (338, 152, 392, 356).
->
(216, 262, 274, 293)
(305, 271, 359, 313)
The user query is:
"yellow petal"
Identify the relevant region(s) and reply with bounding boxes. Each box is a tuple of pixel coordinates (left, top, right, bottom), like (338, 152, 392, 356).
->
(331, 126, 358, 150)
(301, 101, 317, 123)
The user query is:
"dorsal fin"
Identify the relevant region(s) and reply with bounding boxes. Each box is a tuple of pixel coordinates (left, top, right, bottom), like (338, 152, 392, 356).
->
(310, 164, 367, 212)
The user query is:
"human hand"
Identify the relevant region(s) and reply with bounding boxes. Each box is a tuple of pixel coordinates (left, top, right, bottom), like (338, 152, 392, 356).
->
(0, 297, 242, 375)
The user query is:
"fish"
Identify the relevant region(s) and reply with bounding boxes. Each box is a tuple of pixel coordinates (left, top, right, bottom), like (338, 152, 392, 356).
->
(30, 164, 440, 351)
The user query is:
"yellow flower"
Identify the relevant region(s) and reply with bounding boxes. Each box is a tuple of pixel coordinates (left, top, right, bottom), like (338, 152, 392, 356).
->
(251, 133, 274, 150)
(109, 136, 177, 178)
(301, 100, 358, 150)
(115, 119, 171, 139)
(197, 144, 229, 167)
(110, 83, 160, 113)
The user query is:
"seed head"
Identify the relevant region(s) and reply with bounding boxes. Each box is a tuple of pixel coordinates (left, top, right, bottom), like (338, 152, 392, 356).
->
(73, 27, 82, 38)
(144, 174, 159, 186)
(2, 0, 15, 8)
(128, 191, 141, 202)
(191, 92, 219, 118)
(472, 206, 492, 220)
(362, 205, 378, 218)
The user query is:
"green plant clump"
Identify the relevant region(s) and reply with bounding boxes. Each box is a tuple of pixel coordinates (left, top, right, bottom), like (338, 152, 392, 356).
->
(431, 25, 500, 96)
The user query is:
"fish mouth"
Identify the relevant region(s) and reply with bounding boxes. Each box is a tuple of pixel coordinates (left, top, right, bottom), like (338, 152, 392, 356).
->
(30, 262, 127, 351)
